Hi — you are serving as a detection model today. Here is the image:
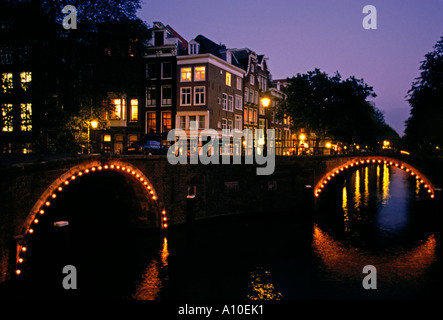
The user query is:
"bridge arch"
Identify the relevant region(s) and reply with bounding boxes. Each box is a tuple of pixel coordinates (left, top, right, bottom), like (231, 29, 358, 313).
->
(314, 156, 436, 199)
(14, 160, 169, 277)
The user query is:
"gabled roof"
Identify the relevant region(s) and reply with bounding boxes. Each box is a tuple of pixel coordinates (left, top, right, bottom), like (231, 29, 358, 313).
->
(193, 35, 224, 59)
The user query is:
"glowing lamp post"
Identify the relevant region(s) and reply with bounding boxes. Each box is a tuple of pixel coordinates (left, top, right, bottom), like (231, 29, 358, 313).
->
(87, 120, 98, 154)
(260, 97, 271, 155)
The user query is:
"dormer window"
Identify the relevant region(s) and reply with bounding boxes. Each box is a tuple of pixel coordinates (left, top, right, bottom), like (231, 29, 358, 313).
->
(188, 41, 200, 55)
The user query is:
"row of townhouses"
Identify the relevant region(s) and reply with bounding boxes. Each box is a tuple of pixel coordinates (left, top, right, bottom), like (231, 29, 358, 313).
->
(0, 7, 296, 157)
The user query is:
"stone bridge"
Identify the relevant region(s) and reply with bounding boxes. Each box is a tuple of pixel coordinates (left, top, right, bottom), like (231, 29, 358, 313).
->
(0, 154, 441, 282)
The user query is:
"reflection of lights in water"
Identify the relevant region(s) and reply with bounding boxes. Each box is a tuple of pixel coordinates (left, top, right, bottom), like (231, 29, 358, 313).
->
(342, 186, 350, 233)
(382, 164, 390, 204)
(247, 267, 283, 300)
(132, 237, 169, 300)
(312, 225, 436, 283)
(363, 167, 369, 205)
(376, 165, 380, 193)
(353, 170, 361, 209)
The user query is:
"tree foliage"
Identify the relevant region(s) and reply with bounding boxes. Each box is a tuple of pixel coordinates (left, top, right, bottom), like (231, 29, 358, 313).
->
(404, 35, 443, 154)
(279, 69, 399, 147)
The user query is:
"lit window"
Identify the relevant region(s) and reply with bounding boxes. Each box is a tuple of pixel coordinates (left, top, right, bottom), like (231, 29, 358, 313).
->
(109, 98, 125, 120)
(248, 108, 253, 124)
(20, 103, 32, 131)
(195, 66, 205, 81)
(2, 73, 13, 93)
(146, 112, 156, 134)
(20, 72, 32, 91)
(194, 87, 205, 105)
(162, 111, 172, 132)
(226, 72, 231, 86)
(103, 135, 111, 142)
(130, 99, 138, 121)
(161, 85, 172, 106)
(180, 87, 191, 105)
(181, 67, 192, 82)
(1, 103, 13, 132)
(244, 107, 248, 124)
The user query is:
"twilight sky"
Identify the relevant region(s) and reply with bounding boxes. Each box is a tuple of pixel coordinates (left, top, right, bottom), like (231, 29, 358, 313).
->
(137, 0, 443, 136)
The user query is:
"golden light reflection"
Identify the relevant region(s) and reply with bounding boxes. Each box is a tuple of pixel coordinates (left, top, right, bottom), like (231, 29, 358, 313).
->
(353, 169, 361, 209)
(247, 267, 283, 300)
(363, 167, 369, 205)
(382, 163, 390, 204)
(342, 186, 350, 233)
(132, 237, 169, 300)
(312, 225, 436, 284)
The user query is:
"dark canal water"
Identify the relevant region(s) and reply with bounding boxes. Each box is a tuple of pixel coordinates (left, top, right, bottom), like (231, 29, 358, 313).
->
(2, 163, 442, 300)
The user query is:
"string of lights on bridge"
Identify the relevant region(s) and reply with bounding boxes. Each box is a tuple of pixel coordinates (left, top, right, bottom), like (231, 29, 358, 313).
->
(314, 158, 436, 199)
(15, 163, 168, 277)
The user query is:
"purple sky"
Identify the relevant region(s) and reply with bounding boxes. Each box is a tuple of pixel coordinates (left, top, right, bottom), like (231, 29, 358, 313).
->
(137, 0, 443, 136)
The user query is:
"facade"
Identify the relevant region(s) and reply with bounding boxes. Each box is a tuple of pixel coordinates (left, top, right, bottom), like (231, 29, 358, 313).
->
(176, 35, 245, 155)
(143, 22, 188, 145)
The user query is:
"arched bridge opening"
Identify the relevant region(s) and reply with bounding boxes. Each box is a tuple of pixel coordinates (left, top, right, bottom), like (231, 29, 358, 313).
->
(14, 160, 169, 278)
(314, 156, 436, 200)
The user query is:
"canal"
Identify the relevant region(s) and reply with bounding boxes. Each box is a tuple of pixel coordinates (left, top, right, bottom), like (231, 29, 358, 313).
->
(1, 163, 441, 300)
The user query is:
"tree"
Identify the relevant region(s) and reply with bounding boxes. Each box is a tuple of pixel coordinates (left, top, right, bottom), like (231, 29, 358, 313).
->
(279, 69, 397, 150)
(404, 35, 443, 154)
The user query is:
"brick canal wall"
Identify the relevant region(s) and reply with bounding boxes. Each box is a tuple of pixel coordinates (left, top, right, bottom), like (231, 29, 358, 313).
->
(1, 154, 441, 283)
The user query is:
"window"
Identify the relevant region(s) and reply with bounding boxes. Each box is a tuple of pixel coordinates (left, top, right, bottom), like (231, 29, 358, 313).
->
(244, 87, 249, 103)
(161, 62, 172, 79)
(259, 101, 265, 115)
(250, 74, 254, 85)
(235, 95, 242, 110)
(226, 72, 231, 86)
(146, 63, 156, 80)
(161, 85, 172, 106)
(20, 103, 32, 131)
(146, 112, 156, 133)
(179, 116, 186, 129)
(244, 107, 248, 124)
(109, 98, 125, 120)
(222, 93, 228, 110)
(181, 87, 191, 105)
(221, 118, 227, 135)
(195, 66, 205, 81)
(1, 73, 13, 93)
(189, 43, 199, 55)
(162, 111, 172, 132)
(228, 120, 233, 132)
(198, 115, 205, 129)
(194, 87, 205, 105)
(235, 115, 242, 131)
(249, 90, 254, 105)
(253, 109, 257, 124)
(254, 91, 259, 105)
(146, 87, 156, 106)
(236, 77, 242, 90)
(0, 46, 13, 65)
(248, 108, 254, 124)
(130, 99, 138, 121)
(20, 72, 31, 91)
(1, 103, 13, 132)
(228, 95, 233, 112)
(181, 67, 192, 82)
(189, 115, 197, 130)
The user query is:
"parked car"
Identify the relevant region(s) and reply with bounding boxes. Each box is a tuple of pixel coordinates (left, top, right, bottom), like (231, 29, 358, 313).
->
(144, 140, 168, 155)
(124, 142, 144, 154)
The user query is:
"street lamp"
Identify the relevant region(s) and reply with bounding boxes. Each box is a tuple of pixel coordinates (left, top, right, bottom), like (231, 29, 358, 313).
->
(87, 120, 98, 154)
(260, 97, 271, 155)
